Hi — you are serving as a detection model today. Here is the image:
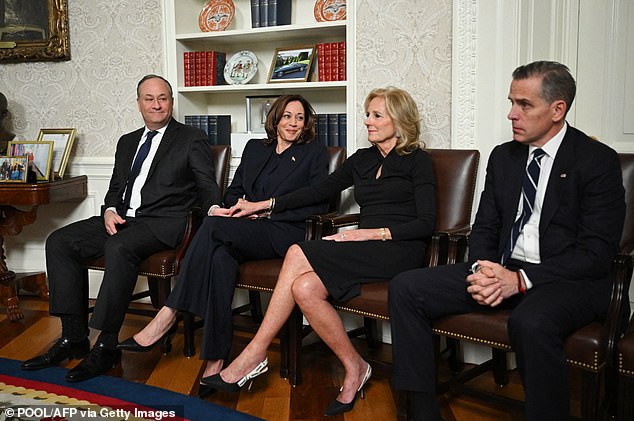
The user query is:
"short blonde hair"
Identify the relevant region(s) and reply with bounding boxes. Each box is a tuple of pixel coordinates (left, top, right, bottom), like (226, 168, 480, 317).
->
(364, 86, 423, 155)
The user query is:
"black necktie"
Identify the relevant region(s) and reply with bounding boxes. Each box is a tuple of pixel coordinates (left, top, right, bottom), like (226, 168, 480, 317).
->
(123, 130, 158, 210)
(501, 148, 546, 265)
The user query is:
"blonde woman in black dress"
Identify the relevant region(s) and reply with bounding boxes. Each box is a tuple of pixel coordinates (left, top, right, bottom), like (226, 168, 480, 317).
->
(205, 87, 436, 416)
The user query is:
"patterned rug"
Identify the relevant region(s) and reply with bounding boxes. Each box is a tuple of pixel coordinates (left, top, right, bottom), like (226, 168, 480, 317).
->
(0, 357, 261, 421)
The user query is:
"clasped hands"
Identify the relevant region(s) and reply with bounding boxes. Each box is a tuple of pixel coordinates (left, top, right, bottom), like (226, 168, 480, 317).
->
(467, 260, 521, 307)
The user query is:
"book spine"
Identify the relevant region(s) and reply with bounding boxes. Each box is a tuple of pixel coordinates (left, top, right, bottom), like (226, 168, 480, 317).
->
(317, 114, 329, 147)
(184, 52, 191, 87)
(251, 0, 260, 28)
(338, 41, 346, 81)
(323, 42, 332, 82)
(338, 113, 347, 149)
(330, 42, 339, 82)
(260, 0, 269, 27)
(217, 115, 232, 145)
(184, 115, 194, 127)
(207, 115, 217, 145)
(328, 114, 339, 147)
(269, 0, 291, 26)
(194, 51, 202, 86)
(317, 43, 325, 82)
(202, 51, 210, 86)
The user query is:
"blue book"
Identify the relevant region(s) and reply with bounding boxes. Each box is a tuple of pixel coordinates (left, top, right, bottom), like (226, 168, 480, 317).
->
(208, 115, 232, 146)
(268, 0, 291, 26)
(259, 0, 269, 27)
(338, 113, 347, 149)
(251, 0, 260, 28)
(316, 114, 329, 147)
(327, 114, 340, 147)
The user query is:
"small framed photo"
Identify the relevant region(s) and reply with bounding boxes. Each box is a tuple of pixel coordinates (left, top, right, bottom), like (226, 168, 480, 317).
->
(267, 45, 315, 83)
(246, 95, 279, 133)
(36, 128, 76, 178)
(7, 141, 54, 181)
(0, 156, 28, 183)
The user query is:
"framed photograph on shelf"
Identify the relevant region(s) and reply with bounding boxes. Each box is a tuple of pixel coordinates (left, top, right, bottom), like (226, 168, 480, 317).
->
(36, 128, 76, 178)
(0, 156, 28, 183)
(7, 140, 54, 181)
(267, 45, 315, 83)
(246, 95, 279, 133)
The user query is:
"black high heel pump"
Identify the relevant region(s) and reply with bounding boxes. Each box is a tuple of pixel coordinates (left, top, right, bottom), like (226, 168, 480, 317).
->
(201, 358, 269, 393)
(324, 364, 372, 416)
(117, 323, 177, 354)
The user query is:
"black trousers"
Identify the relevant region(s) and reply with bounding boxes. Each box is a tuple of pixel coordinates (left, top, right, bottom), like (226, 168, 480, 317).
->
(166, 216, 303, 361)
(46, 216, 179, 335)
(388, 262, 611, 421)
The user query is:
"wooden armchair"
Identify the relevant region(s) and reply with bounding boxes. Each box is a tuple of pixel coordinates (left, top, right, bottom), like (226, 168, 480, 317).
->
(617, 314, 634, 420)
(181, 146, 347, 360)
(84, 145, 231, 340)
(431, 153, 634, 421)
(282, 149, 480, 386)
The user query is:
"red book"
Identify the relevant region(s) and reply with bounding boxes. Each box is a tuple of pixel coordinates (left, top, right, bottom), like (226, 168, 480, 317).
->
(317, 43, 326, 82)
(184, 52, 192, 87)
(194, 51, 203, 86)
(338, 41, 346, 81)
(205, 51, 213, 86)
(323, 42, 332, 81)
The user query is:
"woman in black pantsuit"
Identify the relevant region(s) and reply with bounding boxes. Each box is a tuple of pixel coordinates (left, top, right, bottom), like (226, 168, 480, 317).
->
(118, 95, 329, 394)
(204, 87, 436, 416)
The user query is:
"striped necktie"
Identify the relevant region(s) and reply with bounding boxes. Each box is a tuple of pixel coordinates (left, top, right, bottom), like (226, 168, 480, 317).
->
(501, 148, 546, 265)
(123, 130, 158, 210)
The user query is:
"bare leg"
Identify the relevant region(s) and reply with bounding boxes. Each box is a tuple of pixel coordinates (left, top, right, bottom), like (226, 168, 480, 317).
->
(133, 306, 176, 346)
(292, 272, 369, 404)
(219, 244, 313, 383)
(202, 359, 223, 378)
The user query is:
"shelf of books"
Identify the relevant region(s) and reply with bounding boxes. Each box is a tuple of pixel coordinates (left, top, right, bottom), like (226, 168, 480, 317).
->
(164, 0, 354, 154)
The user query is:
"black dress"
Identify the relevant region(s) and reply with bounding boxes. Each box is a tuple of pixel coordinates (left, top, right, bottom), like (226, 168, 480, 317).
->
(165, 139, 329, 360)
(274, 145, 436, 302)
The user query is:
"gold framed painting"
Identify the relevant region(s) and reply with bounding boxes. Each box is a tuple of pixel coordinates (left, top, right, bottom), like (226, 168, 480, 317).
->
(7, 140, 54, 181)
(0, 0, 71, 63)
(267, 45, 315, 83)
(36, 128, 76, 178)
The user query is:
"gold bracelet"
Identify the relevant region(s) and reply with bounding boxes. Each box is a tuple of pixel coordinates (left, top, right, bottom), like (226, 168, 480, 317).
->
(380, 227, 387, 241)
(269, 197, 275, 211)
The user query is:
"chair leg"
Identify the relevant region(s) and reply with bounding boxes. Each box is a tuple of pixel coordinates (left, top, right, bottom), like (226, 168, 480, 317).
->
(396, 390, 412, 421)
(446, 338, 464, 373)
(618, 376, 634, 421)
(363, 317, 379, 350)
(248, 291, 263, 323)
(492, 349, 509, 386)
(580, 370, 601, 421)
(182, 311, 196, 357)
(286, 305, 304, 386)
(147, 276, 171, 308)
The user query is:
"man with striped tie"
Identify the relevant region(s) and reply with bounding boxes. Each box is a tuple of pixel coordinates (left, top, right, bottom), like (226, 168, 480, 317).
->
(389, 61, 625, 421)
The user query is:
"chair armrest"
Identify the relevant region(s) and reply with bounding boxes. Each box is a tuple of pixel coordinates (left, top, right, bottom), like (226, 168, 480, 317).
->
(447, 231, 470, 264)
(306, 213, 361, 239)
(606, 254, 634, 352)
(172, 208, 205, 274)
(426, 232, 450, 267)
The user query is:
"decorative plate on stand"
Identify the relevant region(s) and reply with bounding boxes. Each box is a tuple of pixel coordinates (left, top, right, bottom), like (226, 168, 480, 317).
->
(224, 50, 258, 85)
(199, 0, 235, 32)
(313, 0, 346, 22)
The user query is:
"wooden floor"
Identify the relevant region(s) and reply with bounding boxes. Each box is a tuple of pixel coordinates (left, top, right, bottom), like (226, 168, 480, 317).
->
(1, 296, 585, 421)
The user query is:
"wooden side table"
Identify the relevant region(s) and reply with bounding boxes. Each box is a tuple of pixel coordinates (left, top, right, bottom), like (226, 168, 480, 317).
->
(0, 176, 87, 320)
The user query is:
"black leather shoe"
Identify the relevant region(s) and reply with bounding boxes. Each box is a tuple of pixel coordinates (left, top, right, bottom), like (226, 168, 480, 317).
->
(65, 343, 121, 383)
(21, 337, 90, 371)
(117, 324, 177, 353)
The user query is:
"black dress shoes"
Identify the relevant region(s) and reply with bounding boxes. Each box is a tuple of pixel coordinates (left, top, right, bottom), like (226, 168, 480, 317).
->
(65, 343, 121, 383)
(21, 337, 90, 371)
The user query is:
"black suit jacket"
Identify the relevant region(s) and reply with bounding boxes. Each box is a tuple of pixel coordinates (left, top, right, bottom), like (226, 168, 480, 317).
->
(103, 118, 222, 245)
(469, 125, 625, 289)
(223, 138, 329, 255)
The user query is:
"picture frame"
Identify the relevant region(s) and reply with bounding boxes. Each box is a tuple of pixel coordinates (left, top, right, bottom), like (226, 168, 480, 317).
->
(267, 45, 315, 83)
(0, 0, 71, 63)
(36, 128, 76, 178)
(0, 155, 28, 183)
(7, 140, 54, 181)
(245, 95, 279, 133)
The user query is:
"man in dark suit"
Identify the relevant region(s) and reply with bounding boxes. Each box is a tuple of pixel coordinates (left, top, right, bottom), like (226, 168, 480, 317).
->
(21, 75, 222, 382)
(388, 61, 625, 421)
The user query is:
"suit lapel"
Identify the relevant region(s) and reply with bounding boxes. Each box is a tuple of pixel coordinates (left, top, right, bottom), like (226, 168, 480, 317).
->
(502, 145, 528, 235)
(147, 119, 177, 179)
(540, 133, 575, 233)
(121, 128, 145, 181)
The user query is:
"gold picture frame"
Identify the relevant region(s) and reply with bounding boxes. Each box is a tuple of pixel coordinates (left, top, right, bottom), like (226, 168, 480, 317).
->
(7, 140, 54, 181)
(36, 128, 76, 178)
(0, 0, 71, 63)
(0, 155, 27, 182)
(267, 45, 315, 83)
